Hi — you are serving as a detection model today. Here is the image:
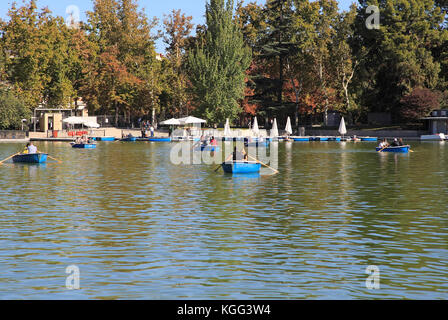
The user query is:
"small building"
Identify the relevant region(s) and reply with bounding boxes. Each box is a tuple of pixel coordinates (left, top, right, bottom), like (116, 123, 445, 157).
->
(422, 110, 448, 134)
(33, 98, 88, 132)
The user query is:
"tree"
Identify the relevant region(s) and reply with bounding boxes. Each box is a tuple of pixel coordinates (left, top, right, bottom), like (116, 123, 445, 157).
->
(86, 0, 160, 125)
(0, 89, 31, 130)
(354, 0, 447, 120)
(400, 87, 440, 121)
(187, 0, 251, 124)
(163, 9, 194, 117)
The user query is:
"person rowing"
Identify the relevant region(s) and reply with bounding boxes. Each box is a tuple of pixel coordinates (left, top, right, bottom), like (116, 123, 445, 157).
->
(210, 136, 218, 146)
(232, 146, 248, 161)
(27, 142, 37, 154)
(378, 139, 389, 149)
(390, 138, 399, 147)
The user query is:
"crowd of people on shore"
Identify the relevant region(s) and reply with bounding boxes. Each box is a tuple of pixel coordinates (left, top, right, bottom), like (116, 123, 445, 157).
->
(140, 120, 155, 138)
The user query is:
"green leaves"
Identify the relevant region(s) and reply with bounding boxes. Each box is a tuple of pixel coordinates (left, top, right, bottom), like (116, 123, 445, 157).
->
(187, 0, 251, 124)
(0, 89, 31, 130)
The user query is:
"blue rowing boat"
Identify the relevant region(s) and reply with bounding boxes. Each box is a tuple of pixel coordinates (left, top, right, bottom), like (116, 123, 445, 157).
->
(96, 137, 115, 141)
(293, 137, 310, 142)
(361, 137, 378, 142)
(72, 143, 97, 149)
(245, 141, 269, 147)
(221, 161, 261, 174)
(147, 137, 171, 142)
(120, 137, 137, 142)
(376, 145, 410, 153)
(12, 153, 48, 163)
(195, 145, 220, 152)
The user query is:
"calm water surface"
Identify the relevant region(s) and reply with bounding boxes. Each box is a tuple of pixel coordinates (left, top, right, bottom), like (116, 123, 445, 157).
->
(0, 140, 447, 299)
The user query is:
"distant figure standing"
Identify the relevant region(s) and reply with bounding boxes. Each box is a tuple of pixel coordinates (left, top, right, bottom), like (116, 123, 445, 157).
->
(28, 142, 37, 154)
(150, 125, 154, 137)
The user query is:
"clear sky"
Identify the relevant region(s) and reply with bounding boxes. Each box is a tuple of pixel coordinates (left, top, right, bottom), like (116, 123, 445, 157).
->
(0, 0, 356, 52)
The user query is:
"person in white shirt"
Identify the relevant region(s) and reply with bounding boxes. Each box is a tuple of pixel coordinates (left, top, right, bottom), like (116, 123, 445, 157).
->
(28, 142, 37, 154)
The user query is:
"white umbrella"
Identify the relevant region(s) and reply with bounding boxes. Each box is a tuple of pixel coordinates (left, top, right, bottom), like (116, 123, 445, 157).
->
(285, 117, 292, 135)
(83, 121, 100, 128)
(252, 117, 259, 136)
(179, 116, 206, 124)
(160, 118, 181, 125)
(63, 116, 84, 125)
(338, 117, 347, 136)
(270, 118, 279, 137)
(224, 118, 231, 136)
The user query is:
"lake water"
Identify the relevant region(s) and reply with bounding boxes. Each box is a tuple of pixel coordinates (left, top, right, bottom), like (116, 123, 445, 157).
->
(0, 140, 447, 299)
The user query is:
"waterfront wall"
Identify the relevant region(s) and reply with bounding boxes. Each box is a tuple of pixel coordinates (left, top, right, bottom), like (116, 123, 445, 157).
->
(305, 129, 427, 138)
(0, 130, 26, 139)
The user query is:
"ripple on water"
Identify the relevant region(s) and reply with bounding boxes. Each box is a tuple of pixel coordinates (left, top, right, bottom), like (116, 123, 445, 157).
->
(0, 141, 447, 299)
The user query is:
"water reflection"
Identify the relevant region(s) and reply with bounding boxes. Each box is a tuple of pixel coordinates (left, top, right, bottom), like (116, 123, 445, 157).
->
(0, 141, 446, 299)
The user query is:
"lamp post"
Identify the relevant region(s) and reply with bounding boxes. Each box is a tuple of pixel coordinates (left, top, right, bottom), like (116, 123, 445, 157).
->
(21, 119, 27, 131)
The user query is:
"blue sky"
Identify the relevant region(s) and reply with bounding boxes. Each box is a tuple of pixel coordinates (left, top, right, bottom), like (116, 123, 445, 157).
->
(0, 0, 355, 52)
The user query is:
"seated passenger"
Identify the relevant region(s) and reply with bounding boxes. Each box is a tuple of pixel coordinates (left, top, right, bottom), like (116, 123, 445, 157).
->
(27, 142, 37, 154)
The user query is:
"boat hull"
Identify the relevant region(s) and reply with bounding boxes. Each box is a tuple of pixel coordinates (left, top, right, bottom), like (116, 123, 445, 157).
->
(245, 141, 269, 147)
(293, 137, 310, 142)
(147, 138, 171, 142)
(12, 153, 48, 163)
(120, 137, 137, 142)
(361, 137, 378, 142)
(221, 161, 261, 174)
(195, 145, 220, 152)
(420, 134, 445, 141)
(376, 145, 410, 153)
(72, 143, 97, 149)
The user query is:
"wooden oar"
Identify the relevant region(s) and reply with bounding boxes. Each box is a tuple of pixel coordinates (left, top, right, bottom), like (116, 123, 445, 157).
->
(377, 145, 389, 152)
(215, 153, 233, 172)
(0, 152, 21, 165)
(248, 155, 279, 174)
(47, 155, 62, 163)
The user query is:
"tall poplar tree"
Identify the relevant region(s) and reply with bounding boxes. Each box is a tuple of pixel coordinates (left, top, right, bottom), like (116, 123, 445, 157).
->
(187, 0, 251, 124)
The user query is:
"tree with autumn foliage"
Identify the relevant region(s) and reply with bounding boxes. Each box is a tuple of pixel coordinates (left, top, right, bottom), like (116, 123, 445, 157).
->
(400, 88, 441, 121)
(163, 9, 194, 118)
(85, 0, 160, 124)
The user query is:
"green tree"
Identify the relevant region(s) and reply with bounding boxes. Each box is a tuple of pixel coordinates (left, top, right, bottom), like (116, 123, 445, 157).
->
(163, 9, 194, 117)
(187, 0, 251, 124)
(355, 0, 447, 119)
(0, 89, 31, 130)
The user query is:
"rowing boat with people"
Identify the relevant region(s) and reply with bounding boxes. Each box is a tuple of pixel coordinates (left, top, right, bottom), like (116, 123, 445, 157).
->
(71, 143, 97, 149)
(221, 161, 261, 174)
(376, 145, 410, 153)
(12, 153, 48, 163)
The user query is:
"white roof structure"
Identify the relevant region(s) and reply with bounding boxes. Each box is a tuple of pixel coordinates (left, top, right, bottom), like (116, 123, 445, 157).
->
(178, 116, 206, 124)
(63, 116, 100, 127)
(160, 118, 181, 125)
